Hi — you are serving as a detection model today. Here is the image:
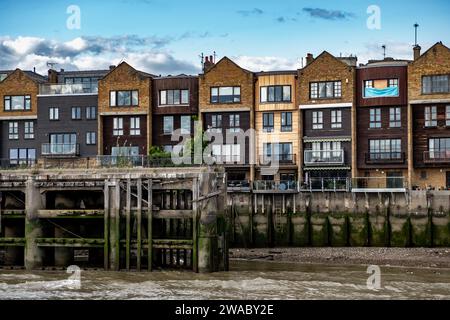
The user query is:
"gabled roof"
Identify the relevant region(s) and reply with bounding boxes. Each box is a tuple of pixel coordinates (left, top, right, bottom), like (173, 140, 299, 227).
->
(202, 56, 253, 75)
(100, 61, 156, 80)
(0, 69, 47, 84)
(411, 41, 450, 65)
(300, 51, 356, 71)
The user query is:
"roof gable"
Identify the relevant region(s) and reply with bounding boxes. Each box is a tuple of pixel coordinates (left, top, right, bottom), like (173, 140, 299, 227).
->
(411, 42, 450, 65)
(101, 61, 154, 81)
(204, 56, 253, 75)
(0, 68, 44, 85)
(301, 51, 352, 71)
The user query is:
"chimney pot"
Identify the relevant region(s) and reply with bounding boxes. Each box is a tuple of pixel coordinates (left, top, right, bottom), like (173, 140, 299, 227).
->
(210, 55, 213, 63)
(413, 45, 421, 61)
(109, 65, 116, 70)
(205, 56, 209, 63)
(306, 53, 314, 65)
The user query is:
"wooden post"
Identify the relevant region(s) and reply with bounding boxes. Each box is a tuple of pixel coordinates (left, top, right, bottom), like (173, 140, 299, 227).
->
(137, 178, 142, 271)
(126, 178, 131, 271)
(192, 177, 199, 273)
(147, 179, 153, 271)
(103, 180, 109, 270)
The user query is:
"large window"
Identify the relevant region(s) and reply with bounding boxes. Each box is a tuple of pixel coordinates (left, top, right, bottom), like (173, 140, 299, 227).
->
(429, 138, 450, 159)
(446, 106, 450, 127)
(71, 106, 82, 120)
(312, 111, 323, 129)
(86, 132, 96, 145)
(281, 112, 292, 132)
(48, 133, 77, 155)
(260, 86, 291, 103)
(369, 108, 381, 128)
(65, 77, 99, 93)
(229, 114, 240, 133)
(425, 106, 437, 127)
(210, 115, 222, 132)
(422, 75, 450, 94)
(180, 116, 191, 134)
(4, 95, 31, 111)
(369, 139, 402, 159)
(263, 143, 293, 162)
(130, 117, 141, 136)
(8, 122, 18, 140)
(163, 116, 174, 134)
(160, 89, 189, 105)
(389, 107, 401, 128)
(310, 81, 341, 99)
(49, 107, 59, 120)
(110, 90, 139, 107)
(311, 141, 342, 159)
(86, 106, 97, 120)
(210, 87, 240, 104)
(331, 110, 342, 129)
(212, 144, 241, 162)
(24, 121, 34, 139)
(9, 148, 36, 165)
(113, 118, 123, 136)
(263, 113, 274, 132)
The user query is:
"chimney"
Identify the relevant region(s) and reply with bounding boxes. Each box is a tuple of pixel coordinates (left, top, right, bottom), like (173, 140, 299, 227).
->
(48, 69, 58, 84)
(413, 45, 421, 61)
(60, 68, 65, 73)
(109, 65, 116, 70)
(203, 55, 215, 72)
(306, 53, 314, 65)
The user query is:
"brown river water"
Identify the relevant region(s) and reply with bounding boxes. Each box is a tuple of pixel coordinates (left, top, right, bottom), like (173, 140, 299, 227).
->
(0, 260, 449, 300)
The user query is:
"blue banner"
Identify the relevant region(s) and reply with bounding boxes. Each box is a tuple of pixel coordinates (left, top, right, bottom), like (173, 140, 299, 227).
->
(364, 86, 399, 98)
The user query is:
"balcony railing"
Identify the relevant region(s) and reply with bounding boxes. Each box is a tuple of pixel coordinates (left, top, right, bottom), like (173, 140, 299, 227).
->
(227, 180, 251, 192)
(302, 178, 350, 192)
(0, 159, 37, 169)
(253, 180, 298, 192)
(39, 84, 98, 95)
(365, 152, 405, 164)
(259, 154, 296, 166)
(423, 150, 450, 163)
(352, 177, 407, 192)
(41, 143, 80, 157)
(304, 150, 344, 166)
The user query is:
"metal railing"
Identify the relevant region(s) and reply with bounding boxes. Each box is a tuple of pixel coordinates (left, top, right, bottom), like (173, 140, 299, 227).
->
(365, 152, 405, 164)
(302, 178, 350, 192)
(0, 159, 37, 170)
(253, 180, 298, 191)
(227, 180, 251, 191)
(42, 143, 80, 157)
(39, 84, 98, 95)
(423, 150, 450, 163)
(260, 154, 296, 166)
(304, 150, 344, 165)
(352, 177, 407, 190)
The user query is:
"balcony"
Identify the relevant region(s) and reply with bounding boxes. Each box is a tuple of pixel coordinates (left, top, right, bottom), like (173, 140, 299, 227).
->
(259, 154, 296, 166)
(423, 150, 450, 163)
(41, 143, 80, 158)
(302, 178, 350, 192)
(352, 177, 407, 193)
(39, 84, 98, 95)
(253, 180, 298, 193)
(227, 180, 251, 192)
(304, 150, 344, 166)
(365, 152, 405, 164)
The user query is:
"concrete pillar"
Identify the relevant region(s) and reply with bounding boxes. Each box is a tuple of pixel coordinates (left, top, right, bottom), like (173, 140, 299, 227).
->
(108, 179, 120, 271)
(25, 177, 45, 270)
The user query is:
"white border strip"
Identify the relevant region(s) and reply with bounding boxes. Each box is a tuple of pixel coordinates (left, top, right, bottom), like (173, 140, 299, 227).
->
(410, 99, 450, 105)
(299, 102, 352, 110)
(0, 115, 38, 120)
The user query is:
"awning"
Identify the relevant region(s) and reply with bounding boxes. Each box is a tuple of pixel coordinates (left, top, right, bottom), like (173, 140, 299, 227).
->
(303, 166, 351, 171)
(303, 136, 351, 143)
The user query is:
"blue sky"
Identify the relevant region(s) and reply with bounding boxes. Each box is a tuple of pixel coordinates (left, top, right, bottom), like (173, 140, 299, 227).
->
(0, 0, 449, 74)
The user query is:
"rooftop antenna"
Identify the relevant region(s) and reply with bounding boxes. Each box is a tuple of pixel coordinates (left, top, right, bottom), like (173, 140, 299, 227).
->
(199, 53, 204, 69)
(414, 23, 419, 46)
(382, 45, 386, 59)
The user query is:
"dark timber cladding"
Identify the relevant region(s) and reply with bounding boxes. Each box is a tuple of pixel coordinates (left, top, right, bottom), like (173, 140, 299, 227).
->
(151, 75, 198, 149)
(356, 62, 408, 170)
(102, 115, 148, 155)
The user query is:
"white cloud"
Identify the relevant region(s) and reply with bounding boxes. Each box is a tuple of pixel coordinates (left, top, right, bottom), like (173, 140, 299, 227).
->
(233, 55, 301, 71)
(2, 36, 46, 55)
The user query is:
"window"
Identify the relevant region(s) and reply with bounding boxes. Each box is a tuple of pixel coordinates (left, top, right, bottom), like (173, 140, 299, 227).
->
(212, 144, 241, 162)
(86, 132, 96, 145)
(310, 81, 341, 99)
(388, 79, 399, 87)
(71, 107, 82, 120)
(446, 106, 450, 127)
(130, 117, 141, 135)
(311, 141, 342, 160)
(159, 89, 189, 105)
(263, 113, 274, 132)
(331, 110, 342, 129)
(86, 106, 97, 120)
(163, 116, 174, 134)
(180, 116, 191, 134)
(369, 139, 402, 160)
(389, 107, 401, 128)
(49, 107, 59, 120)
(65, 77, 99, 93)
(364, 80, 373, 88)
(312, 111, 323, 129)
(8, 122, 18, 140)
(9, 148, 35, 165)
(263, 143, 293, 162)
(4, 95, 31, 111)
(113, 118, 123, 136)
(281, 112, 292, 132)
(48, 133, 77, 155)
(425, 106, 437, 127)
(229, 114, 240, 132)
(369, 108, 381, 128)
(110, 90, 139, 107)
(260, 86, 291, 103)
(24, 121, 34, 139)
(428, 138, 450, 159)
(422, 75, 450, 94)
(364, 79, 399, 97)
(210, 115, 222, 132)
(210, 86, 240, 103)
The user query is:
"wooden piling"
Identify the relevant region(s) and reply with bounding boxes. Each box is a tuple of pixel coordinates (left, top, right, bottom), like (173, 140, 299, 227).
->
(137, 178, 142, 271)
(126, 178, 131, 271)
(147, 179, 153, 271)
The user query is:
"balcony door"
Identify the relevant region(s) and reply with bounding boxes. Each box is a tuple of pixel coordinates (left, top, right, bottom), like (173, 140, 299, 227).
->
(49, 133, 77, 155)
(386, 172, 403, 189)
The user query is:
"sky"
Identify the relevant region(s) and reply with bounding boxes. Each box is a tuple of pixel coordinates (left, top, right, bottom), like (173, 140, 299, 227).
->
(0, 0, 449, 75)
